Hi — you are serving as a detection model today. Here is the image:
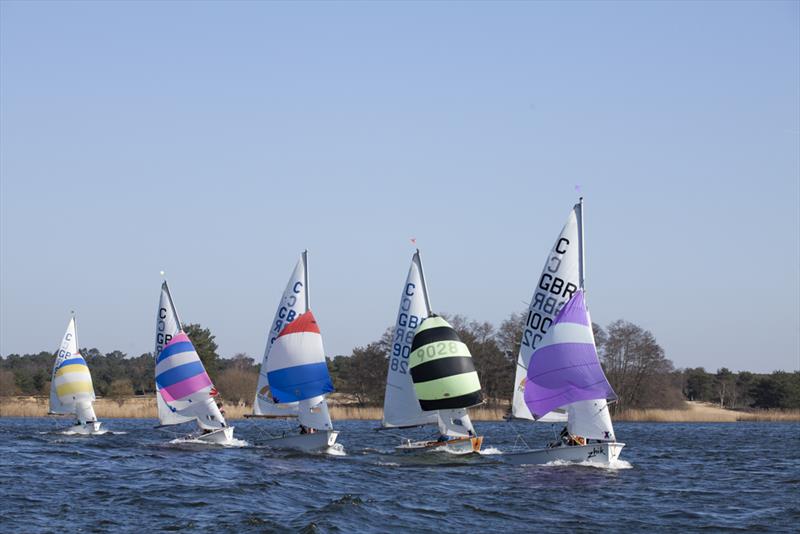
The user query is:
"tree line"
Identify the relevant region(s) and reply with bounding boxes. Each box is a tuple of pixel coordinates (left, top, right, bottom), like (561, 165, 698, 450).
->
(2, 316, 798, 412)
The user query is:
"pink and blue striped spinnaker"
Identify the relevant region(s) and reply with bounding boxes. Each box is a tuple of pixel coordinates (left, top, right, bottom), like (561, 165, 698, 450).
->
(155, 332, 213, 403)
(523, 290, 616, 418)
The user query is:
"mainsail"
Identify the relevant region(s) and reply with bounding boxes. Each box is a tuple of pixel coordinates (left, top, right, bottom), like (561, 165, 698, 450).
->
(154, 281, 227, 430)
(381, 251, 439, 428)
(49, 316, 97, 424)
(253, 253, 307, 416)
(265, 310, 335, 430)
(511, 202, 582, 422)
(524, 290, 616, 440)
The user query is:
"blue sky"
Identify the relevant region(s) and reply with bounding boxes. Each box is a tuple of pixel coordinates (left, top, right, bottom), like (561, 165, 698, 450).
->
(1, 1, 798, 373)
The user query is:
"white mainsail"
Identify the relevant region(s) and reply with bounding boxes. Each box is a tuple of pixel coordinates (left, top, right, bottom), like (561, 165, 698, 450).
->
(298, 396, 333, 430)
(515, 199, 614, 437)
(49, 315, 98, 424)
(154, 281, 227, 431)
(382, 251, 439, 428)
(253, 253, 308, 417)
(436, 408, 476, 437)
(511, 205, 581, 422)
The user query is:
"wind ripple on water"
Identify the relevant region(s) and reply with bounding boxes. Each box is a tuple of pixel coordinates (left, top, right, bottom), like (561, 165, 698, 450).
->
(1, 418, 798, 532)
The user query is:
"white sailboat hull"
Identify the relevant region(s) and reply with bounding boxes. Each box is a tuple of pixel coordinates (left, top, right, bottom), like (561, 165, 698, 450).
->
(195, 426, 235, 445)
(503, 441, 625, 466)
(396, 436, 483, 455)
(64, 421, 104, 435)
(263, 430, 339, 452)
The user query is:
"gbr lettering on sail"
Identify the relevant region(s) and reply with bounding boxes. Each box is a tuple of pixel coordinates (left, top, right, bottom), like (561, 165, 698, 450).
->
(390, 281, 420, 375)
(521, 236, 579, 351)
(155, 307, 173, 357)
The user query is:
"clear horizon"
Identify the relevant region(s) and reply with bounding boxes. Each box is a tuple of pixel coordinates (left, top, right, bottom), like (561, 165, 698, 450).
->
(1, 1, 798, 373)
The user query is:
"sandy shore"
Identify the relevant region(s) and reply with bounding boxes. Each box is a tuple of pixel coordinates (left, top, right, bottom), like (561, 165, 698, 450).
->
(1, 396, 797, 422)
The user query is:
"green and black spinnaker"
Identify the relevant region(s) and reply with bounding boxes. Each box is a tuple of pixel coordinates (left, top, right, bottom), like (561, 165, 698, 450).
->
(409, 316, 482, 411)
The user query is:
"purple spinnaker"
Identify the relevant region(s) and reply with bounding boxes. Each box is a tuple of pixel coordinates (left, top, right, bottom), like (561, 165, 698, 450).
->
(524, 290, 616, 418)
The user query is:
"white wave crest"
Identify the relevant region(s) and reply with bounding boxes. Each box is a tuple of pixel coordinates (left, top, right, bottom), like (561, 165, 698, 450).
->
(544, 458, 633, 470)
(325, 443, 347, 456)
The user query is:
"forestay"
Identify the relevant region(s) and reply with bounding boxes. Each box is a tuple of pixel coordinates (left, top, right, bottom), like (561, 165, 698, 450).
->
(524, 289, 617, 441)
(265, 310, 334, 430)
(154, 281, 227, 430)
(49, 316, 97, 423)
(253, 254, 307, 416)
(382, 251, 439, 428)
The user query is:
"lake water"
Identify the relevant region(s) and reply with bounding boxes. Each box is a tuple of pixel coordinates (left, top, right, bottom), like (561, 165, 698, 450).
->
(1, 418, 798, 532)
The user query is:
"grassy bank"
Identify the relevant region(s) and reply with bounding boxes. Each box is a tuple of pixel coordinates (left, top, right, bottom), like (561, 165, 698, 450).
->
(2, 397, 798, 422)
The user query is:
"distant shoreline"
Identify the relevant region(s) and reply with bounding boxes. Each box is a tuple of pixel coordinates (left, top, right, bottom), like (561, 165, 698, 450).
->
(1, 396, 798, 422)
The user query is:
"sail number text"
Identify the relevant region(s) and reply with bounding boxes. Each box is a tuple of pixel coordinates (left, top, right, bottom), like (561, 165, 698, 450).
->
(391, 282, 420, 374)
(521, 238, 578, 350)
(268, 281, 304, 347)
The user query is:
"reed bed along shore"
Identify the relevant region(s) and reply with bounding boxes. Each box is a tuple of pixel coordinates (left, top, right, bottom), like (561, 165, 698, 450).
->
(615, 402, 800, 422)
(1, 397, 798, 422)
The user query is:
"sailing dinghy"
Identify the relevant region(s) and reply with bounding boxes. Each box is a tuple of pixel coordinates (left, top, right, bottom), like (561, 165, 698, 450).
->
(48, 314, 104, 434)
(154, 280, 234, 445)
(248, 251, 339, 452)
(383, 250, 484, 454)
(503, 199, 624, 466)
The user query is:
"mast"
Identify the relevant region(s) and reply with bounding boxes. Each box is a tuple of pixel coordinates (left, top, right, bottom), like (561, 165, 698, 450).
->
(577, 197, 585, 290)
(71, 311, 79, 355)
(302, 249, 310, 310)
(415, 249, 433, 316)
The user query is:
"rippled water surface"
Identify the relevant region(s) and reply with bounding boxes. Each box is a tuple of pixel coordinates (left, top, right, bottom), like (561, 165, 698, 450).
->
(1, 418, 798, 532)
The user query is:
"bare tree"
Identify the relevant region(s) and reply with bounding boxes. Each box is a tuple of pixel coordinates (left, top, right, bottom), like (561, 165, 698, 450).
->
(600, 320, 677, 411)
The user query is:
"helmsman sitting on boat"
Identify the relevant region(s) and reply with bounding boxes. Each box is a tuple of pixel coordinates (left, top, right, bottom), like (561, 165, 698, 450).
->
(549, 427, 587, 448)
